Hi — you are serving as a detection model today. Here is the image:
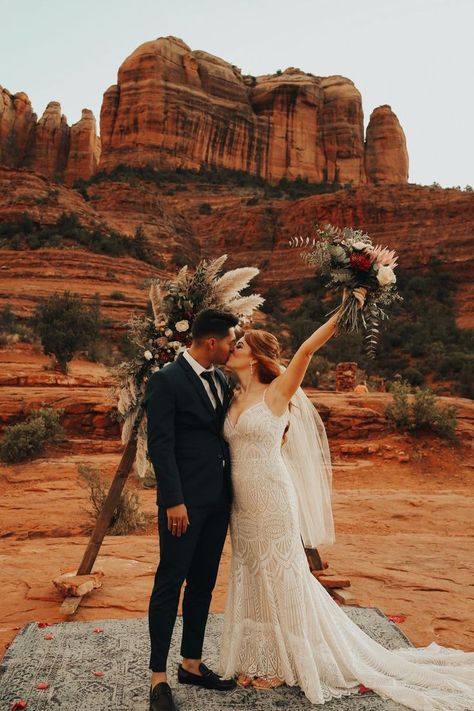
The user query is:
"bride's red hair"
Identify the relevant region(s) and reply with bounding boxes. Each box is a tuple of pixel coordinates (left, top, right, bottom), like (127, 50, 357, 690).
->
(244, 330, 282, 384)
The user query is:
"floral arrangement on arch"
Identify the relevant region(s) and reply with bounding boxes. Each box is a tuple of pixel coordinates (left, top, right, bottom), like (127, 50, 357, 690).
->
(113, 254, 264, 478)
(290, 224, 402, 357)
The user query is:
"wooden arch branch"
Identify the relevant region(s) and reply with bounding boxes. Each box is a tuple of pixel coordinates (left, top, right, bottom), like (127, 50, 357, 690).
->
(59, 407, 144, 614)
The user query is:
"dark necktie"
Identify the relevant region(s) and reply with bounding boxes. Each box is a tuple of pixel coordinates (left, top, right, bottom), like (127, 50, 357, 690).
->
(201, 371, 223, 414)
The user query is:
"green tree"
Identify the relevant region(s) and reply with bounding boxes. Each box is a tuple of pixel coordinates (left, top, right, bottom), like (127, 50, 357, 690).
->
(32, 291, 101, 372)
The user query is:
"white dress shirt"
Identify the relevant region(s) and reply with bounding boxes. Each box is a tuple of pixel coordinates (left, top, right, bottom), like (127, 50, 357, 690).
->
(182, 349, 223, 409)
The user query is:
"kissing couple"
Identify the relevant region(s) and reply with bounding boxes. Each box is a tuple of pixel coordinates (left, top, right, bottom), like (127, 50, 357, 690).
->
(145, 294, 474, 711)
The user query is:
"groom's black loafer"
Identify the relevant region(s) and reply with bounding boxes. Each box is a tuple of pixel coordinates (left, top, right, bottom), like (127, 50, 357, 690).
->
(177, 662, 237, 691)
(150, 682, 176, 711)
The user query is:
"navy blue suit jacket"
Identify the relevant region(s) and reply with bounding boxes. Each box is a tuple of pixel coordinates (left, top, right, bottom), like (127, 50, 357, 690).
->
(144, 353, 232, 509)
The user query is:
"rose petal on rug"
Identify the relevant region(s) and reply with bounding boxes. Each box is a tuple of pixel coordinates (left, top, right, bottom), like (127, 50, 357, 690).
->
(388, 615, 406, 624)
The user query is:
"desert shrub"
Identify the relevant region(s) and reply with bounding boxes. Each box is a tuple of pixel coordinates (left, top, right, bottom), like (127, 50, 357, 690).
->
(198, 202, 212, 215)
(437, 352, 472, 378)
(261, 286, 282, 315)
(77, 463, 148, 535)
(401, 367, 425, 386)
(77, 187, 90, 201)
(171, 252, 189, 268)
(386, 379, 458, 443)
(16, 324, 36, 342)
(72, 164, 348, 201)
(386, 379, 411, 431)
(0, 405, 64, 463)
(411, 388, 458, 443)
(131, 225, 154, 263)
(458, 363, 474, 399)
(246, 196, 259, 206)
(0, 212, 159, 266)
(32, 291, 102, 372)
(302, 356, 331, 388)
(85, 340, 118, 366)
(0, 305, 16, 332)
(110, 291, 126, 301)
(117, 332, 140, 361)
(0, 306, 35, 343)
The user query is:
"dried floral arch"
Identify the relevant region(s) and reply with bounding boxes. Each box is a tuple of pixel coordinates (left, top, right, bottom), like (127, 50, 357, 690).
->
(64, 255, 265, 608)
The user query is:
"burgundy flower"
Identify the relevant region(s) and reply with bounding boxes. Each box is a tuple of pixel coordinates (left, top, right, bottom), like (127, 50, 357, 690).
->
(158, 350, 175, 365)
(349, 252, 373, 272)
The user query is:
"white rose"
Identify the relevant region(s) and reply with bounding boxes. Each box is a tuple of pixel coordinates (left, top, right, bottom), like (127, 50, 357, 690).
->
(352, 241, 369, 250)
(376, 265, 397, 286)
(144, 350, 153, 361)
(175, 320, 189, 332)
(168, 341, 181, 351)
(329, 245, 346, 259)
(164, 328, 173, 337)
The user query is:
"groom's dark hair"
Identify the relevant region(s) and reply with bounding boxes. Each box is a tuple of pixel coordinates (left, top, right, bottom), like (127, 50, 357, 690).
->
(191, 308, 239, 341)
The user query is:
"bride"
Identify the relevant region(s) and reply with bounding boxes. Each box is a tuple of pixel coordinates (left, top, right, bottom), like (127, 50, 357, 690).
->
(218, 288, 474, 710)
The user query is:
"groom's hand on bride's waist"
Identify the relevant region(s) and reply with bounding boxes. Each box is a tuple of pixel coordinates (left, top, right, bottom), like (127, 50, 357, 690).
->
(167, 504, 190, 537)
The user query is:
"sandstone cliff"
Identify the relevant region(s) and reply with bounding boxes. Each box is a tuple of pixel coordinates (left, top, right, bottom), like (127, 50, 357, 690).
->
(99, 36, 408, 185)
(0, 87, 100, 184)
(1, 36, 408, 186)
(365, 105, 409, 184)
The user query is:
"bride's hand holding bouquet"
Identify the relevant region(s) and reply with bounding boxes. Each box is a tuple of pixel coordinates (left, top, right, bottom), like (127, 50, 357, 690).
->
(290, 224, 402, 357)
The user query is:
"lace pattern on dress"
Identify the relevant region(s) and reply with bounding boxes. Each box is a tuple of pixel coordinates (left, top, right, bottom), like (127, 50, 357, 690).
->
(218, 394, 474, 709)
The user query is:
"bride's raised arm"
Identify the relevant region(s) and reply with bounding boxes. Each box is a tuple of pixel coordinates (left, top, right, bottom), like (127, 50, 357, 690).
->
(270, 287, 366, 406)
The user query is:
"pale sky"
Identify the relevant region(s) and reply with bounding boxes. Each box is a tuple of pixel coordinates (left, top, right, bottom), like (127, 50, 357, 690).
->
(1, 0, 473, 187)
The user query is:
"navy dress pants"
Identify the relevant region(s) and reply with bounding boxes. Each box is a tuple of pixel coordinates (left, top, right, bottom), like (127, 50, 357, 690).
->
(148, 490, 230, 672)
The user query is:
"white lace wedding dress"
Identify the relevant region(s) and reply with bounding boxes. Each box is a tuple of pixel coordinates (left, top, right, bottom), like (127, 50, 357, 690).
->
(218, 389, 474, 710)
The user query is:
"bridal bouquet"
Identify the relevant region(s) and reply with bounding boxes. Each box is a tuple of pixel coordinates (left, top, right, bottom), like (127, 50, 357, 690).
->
(113, 255, 264, 477)
(289, 224, 402, 357)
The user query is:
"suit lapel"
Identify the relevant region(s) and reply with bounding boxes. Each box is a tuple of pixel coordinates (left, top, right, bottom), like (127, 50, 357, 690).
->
(177, 353, 219, 423)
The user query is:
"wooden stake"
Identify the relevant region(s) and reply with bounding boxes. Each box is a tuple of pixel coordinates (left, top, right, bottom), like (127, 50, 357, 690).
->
(304, 547, 324, 571)
(76, 408, 144, 577)
(60, 596, 84, 615)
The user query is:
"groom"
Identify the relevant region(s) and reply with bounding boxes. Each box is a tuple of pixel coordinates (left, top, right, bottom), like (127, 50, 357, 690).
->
(145, 308, 239, 711)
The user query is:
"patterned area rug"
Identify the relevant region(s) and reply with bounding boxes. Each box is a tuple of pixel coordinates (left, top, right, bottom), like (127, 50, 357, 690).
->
(0, 608, 413, 710)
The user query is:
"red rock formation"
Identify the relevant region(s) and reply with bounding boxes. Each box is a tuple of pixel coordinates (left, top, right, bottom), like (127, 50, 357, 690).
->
(99, 36, 403, 186)
(0, 87, 99, 184)
(0, 165, 197, 269)
(319, 76, 366, 185)
(1, 38, 408, 186)
(64, 109, 101, 185)
(0, 87, 36, 166)
(1, 166, 472, 327)
(31, 101, 70, 179)
(365, 105, 409, 184)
